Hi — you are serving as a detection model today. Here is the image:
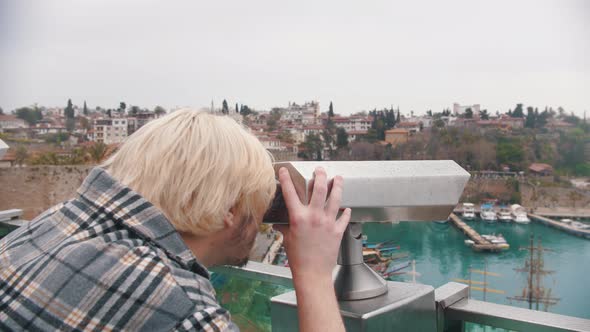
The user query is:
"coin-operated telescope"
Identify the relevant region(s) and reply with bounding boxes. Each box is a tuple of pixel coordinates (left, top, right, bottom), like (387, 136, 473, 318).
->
(264, 160, 470, 331)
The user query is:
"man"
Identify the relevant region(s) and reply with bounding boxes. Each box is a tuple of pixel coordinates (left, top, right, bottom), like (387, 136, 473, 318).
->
(0, 109, 351, 331)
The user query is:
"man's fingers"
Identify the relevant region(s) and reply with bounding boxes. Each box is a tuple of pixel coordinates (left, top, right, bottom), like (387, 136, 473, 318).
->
(335, 208, 352, 233)
(326, 176, 344, 220)
(309, 167, 328, 210)
(278, 167, 302, 210)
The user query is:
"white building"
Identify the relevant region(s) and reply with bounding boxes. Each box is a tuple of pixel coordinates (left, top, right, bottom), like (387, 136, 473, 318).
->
(333, 116, 371, 133)
(93, 118, 128, 144)
(453, 103, 481, 117)
(275, 101, 320, 125)
(0, 115, 27, 131)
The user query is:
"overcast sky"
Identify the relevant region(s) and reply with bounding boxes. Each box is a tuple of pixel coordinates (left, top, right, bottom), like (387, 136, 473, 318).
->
(1, 0, 588, 116)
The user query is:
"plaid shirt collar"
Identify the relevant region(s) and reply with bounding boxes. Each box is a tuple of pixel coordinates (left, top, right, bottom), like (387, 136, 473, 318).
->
(76, 167, 210, 279)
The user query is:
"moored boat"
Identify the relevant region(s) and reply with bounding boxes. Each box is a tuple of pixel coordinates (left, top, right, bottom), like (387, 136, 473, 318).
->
(480, 203, 497, 223)
(462, 203, 476, 220)
(497, 206, 513, 223)
(511, 204, 530, 224)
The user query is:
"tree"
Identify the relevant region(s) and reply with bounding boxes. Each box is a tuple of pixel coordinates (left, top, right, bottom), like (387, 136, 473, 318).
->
(79, 117, 91, 131)
(511, 104, 524, 118)
(83, 101, 88, 116)
(15, 145, 28, 166)
(222, 99, 229, 114)
(15, 107, 42, 125)
(464, 108, 473, 119)
(240, 105, 253, 117)
(65, 99, 75, 132)
(301, 133, 324, 161)
(235, 103, 239, 114)
(328, 102, 334, 117)
(154, 106, 166, 116)
(479, 109, 490, 120)
(89, 142, 107, 163)
(0, 107, 4, 115)
(128, 105, 141, 116)
(336, 127, 349, 149)
(119, 102, 127, 114)
(525, 107, 536, 128)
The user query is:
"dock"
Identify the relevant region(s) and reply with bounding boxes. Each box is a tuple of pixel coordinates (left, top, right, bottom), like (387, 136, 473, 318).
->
(532, 207, 590, 220)
(448, 213, 509, 252)
(529, 214, 590, 239)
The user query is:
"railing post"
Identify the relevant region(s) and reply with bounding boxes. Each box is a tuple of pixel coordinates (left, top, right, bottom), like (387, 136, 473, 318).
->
(435, 282, 469, 332)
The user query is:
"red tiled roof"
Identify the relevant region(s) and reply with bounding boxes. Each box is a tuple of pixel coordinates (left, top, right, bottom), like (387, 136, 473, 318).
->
(529, 163, 553, 173)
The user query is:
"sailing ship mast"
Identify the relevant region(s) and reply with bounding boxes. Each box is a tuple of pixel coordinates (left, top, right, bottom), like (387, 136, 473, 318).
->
(507, 235, 560, 311)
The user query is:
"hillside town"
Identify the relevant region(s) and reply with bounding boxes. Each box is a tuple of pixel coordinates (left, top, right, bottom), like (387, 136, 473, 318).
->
(1, 100, 588, 179)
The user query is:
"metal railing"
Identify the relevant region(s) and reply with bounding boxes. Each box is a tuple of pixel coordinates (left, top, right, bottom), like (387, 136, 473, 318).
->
(214, 262, 590, 332)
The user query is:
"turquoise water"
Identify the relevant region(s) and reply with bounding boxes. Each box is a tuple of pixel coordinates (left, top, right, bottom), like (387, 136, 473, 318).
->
(364, 219, 590, 319)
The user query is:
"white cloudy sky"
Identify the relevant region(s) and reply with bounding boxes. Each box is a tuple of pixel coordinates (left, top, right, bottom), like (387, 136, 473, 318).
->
(1, 0, 588, 116)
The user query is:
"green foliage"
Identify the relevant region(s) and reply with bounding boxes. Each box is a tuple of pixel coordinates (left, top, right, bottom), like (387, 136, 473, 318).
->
(300, 133, 323, 160)
(464, 108, 473, 119)
(222, 99, 229, 114)
(154, 106, 167, 116)
(15, 145, 28, 166)
(83, 101, 88, 115)
(496, 138, 524, 169)
(65, 99, 75, 131)
(336, 127, 349, 148)
(479, 109, 489, 120)
(128, 105, 141, 116)
(88, 142, 107, 163)
(119, 102, 126, 113)
(276, 130, 294, 144)
(511, 103, 524, 118)
(15, 107, 43, 125)
(44, 132, 70, 144)
(328, 102, 334, 117)
(266, 109, 281, 131)
(240, 104, 253, 117)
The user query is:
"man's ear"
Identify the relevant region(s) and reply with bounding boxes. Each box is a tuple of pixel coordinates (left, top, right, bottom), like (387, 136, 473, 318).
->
(223, 209, 236, 229)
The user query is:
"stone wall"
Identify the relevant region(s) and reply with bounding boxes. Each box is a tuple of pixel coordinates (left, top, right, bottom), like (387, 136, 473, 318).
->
(0, 166, 93, 220)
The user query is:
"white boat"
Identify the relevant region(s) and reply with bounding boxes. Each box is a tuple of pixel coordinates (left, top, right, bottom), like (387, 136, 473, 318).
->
(462, 203, 476, 220)
(482, 234, 508, 245)
(510, 204, 530, 224)
(561, 219, 590, 230)
(497, 207, 512, 223)
(480, 203, 497, 223)
(464, 239, 475, 247)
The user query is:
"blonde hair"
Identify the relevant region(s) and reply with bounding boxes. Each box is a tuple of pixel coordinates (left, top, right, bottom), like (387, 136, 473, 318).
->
(102, 109, 276, 236)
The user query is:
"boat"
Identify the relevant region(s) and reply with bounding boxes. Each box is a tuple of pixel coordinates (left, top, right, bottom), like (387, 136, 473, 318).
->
(480, 203, 497, 223)
(482, 234, 507, 245)
(462, 203, 476, 220)
(497, 206, 513, 223)
(383, 261, 411, 276)
(561, 219, 590, 230)
(510, 204, 530, 224)
(464, 239, 475, 247)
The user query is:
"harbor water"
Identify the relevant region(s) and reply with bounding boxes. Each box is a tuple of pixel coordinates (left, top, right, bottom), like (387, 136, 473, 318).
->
(363, 219, 590, 320)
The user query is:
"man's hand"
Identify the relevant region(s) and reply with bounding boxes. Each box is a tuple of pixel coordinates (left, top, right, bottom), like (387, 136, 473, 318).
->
(274, 166, 351, 332)
(274, 166, 351, 280)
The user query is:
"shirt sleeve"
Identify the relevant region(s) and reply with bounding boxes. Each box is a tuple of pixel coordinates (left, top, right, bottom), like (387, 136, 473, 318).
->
(173, 306, 240, 332)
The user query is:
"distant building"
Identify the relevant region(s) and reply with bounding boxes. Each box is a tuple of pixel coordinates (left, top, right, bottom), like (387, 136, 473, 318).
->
(385, 129, 409, 146)
(396, 122, 421, 133)
(0, 115, 27, 132)
(93, 118, 128, 144)
(528, 163, 554, 176)
(332, 116, 371, 133)
(274, 101, 320, 125)
(453, 103, 481, 118)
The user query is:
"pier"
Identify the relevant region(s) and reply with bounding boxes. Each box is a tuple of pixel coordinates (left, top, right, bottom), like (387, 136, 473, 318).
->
(532, 207, 590, 220)
(448, 213, 509, 252)
(530, 214, 590, 239)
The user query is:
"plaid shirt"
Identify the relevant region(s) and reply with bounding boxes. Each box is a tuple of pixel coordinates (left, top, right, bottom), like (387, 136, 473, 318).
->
(0, 168, 238, 331)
